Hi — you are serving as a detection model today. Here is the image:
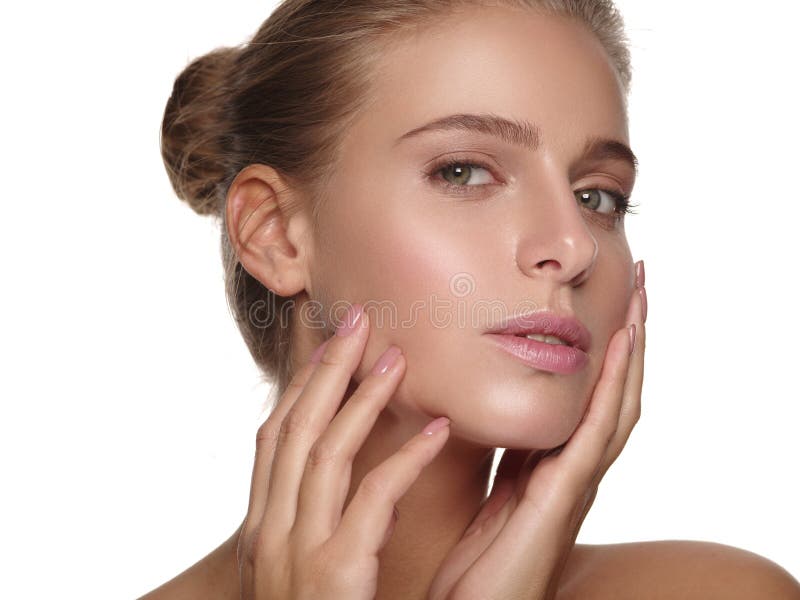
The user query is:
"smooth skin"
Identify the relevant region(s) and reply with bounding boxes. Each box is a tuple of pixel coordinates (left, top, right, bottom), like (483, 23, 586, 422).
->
(235, 280, 639, 600)
(141, 4, 800, 599)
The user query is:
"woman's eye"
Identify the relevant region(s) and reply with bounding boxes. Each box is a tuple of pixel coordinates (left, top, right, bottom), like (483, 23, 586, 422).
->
(575, 188, 629, 216)
(427, 161, 634, 221)
(429, 160, 496, 192)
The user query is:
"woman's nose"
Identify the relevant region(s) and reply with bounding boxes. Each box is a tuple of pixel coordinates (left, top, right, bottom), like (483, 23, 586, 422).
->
(513, 180, 598, 287)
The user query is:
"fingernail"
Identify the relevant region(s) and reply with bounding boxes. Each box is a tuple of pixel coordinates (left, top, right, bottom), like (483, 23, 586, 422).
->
(638, 287, 648, 323)
(310, 339, 330, 364)
(635, 260, 645, 288)
(422, 416, 450, 436)
(372, 345, 402, 375)
(628, 323, 636, 355)
(336, 303, 364, 336)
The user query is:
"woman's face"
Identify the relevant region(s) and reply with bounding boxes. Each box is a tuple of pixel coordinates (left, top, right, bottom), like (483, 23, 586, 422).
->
(306, 5, 637, 449)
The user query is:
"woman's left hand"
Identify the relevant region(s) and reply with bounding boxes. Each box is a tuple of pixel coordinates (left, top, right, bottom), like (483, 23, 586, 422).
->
(427, 277, 647, 600)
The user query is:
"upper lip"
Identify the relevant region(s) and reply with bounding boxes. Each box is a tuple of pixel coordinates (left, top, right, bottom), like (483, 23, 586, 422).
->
(485, 310, 592, 352)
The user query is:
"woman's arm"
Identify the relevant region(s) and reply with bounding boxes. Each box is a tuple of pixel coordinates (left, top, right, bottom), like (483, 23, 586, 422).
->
(138, 524, 242, 600)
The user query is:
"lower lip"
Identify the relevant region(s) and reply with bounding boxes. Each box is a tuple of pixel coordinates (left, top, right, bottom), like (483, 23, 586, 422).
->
(484, 334, 589, 375)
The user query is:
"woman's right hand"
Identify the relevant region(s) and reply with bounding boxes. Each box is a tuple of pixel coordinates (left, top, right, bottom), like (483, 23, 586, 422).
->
(236, 303, 451, 600)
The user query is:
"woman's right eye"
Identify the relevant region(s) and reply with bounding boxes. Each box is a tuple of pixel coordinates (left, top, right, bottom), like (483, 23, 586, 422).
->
(427, 159, 499, 194)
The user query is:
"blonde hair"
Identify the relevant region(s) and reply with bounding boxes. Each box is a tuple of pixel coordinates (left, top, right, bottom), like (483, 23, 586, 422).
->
(160, 0, 632, 397)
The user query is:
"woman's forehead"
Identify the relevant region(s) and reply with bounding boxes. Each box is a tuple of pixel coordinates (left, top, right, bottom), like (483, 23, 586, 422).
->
(350, 7, 629, 156)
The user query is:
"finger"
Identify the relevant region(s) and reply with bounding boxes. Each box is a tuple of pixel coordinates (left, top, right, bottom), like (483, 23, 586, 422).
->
(435, 288, 642, 596)
(454, 324, 634, 588)
(555, 322, 633, 494)
(292, 345, 407, 549)
(263, 304, 371, 534)
(464, 443, 561, 540)
(244, 339, 330, 531)
(331, 417, 451, 557)
(428, 486, 518, 600)
(461, 449, 526, 538)
(451, 448, 535, 584)
(600, 286, 646, 475)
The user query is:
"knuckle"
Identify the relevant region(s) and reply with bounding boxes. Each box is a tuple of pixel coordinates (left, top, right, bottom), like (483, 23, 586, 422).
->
(358, 470, 389, 500)
(285, 372, 308, 395)
(584, 464, 604, 493)
(349, 385, 391, 421)
(279, 408, 313, 441)
(583, 413, 607, 437)
(240, 528, 266, 566)
(530, 486, 576, 528)
(585, 412, 617, 447)
(307, 438, 340, 467)
(559, 463, 597, 501)
(255, 421, 279, 448)
(310, 547, 339, 583)
(318, 348, 349, 370)
(601, 425, 617, 448)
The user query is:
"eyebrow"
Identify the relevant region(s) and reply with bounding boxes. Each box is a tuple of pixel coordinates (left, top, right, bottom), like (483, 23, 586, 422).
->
(395, 112, 638, 174)
(580, 136, 639, 175)
(395, 112, 542, 152)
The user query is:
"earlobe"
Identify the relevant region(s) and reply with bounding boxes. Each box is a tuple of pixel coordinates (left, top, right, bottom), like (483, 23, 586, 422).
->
(224, 164, 309, 297)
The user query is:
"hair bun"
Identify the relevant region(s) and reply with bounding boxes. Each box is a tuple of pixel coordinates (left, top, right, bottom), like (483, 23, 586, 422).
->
(160, 47, 238, 217)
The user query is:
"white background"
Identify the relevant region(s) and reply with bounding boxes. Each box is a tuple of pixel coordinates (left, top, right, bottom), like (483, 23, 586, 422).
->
(1, 1, 798, 598)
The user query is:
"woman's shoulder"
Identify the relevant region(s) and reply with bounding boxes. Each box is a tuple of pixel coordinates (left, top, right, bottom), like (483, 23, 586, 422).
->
(559, 540, 800, 600)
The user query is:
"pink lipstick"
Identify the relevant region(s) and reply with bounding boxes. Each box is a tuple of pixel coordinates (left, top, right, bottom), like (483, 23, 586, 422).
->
(484, 311, 591, 375)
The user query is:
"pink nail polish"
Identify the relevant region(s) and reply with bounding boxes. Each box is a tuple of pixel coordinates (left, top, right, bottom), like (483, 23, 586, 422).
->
(422, 417, 450, 436)
(372, 346, 402, 375)
(635, 260, 645, 288)
(638, 287, 648, 322)
(336, 303, 364, 336)
(628, 323, 636, 355)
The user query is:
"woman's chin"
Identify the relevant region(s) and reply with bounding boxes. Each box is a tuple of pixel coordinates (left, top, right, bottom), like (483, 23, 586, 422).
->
(445, 398, 589, 450)
(393, 362, 594, 449)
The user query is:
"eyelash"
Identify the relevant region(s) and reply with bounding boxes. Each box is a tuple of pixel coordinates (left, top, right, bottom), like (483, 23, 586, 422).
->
(426, 157, 639, 221)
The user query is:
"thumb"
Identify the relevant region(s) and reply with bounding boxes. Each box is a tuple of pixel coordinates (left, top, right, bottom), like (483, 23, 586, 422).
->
(462, 449, 527, 538)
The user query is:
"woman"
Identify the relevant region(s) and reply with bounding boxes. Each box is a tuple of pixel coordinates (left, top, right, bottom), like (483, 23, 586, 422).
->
(146, 0, 800, 598)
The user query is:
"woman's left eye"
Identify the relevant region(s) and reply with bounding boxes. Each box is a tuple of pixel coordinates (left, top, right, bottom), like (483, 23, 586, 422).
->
(575, 188, 632, 219)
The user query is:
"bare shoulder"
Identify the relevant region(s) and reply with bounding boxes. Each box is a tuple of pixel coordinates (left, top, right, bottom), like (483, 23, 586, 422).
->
(558, 540, 800, 600)
(137, 527, 241, 600)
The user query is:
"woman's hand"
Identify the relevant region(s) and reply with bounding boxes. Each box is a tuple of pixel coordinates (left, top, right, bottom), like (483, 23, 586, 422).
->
(427, 269, 648, 600)
(236, 303, 451, 600)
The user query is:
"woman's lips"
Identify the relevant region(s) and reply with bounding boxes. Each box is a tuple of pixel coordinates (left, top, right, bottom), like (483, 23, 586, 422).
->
(484, 333, 589, 374)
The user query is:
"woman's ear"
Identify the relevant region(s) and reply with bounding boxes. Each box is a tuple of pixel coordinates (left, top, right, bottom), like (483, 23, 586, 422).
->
(224, 163, 312, 297)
